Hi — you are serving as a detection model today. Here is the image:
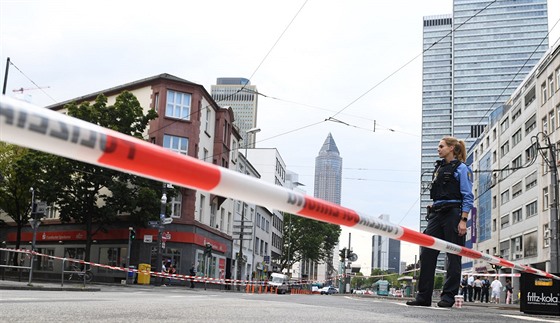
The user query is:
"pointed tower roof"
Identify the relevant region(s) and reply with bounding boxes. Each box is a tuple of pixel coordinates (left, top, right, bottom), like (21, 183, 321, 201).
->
(318, 133, 340, 156)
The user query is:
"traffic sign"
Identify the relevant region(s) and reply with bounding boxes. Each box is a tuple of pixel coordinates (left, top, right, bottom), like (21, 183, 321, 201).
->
(35, 201, 47, 215)
(143, 235, 153, 243)
(162, 217, 173, 225)
(233, 224, 252, 229)
(348, 253, 358, 262)
(148, 221, 159, 227)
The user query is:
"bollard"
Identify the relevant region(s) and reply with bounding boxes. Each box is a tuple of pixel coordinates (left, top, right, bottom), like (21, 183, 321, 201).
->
(245, 283, 250, 293)
(454, 295, 464, 308)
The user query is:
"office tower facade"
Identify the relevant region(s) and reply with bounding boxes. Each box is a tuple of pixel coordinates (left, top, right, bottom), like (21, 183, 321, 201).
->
(211, 77, 259, 148)
(421, 1, 549, 270)
(314, 133, 342, 205)
(420, 1, 549, 239)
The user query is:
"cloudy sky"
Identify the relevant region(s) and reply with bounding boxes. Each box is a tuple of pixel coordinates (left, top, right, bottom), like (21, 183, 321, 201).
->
(2, 0, 559, 271)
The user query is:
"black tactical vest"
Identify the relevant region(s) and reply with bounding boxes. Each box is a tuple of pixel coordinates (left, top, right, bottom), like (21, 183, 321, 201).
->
(430, 159, 462, 201)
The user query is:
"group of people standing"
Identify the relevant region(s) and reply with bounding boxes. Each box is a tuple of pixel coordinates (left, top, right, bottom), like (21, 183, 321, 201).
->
(161, 260, 197, 288)
(460, 275, 514, 304)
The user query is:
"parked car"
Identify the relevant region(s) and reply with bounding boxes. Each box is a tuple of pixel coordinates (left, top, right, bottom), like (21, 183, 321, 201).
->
(320, 286, 338, 295)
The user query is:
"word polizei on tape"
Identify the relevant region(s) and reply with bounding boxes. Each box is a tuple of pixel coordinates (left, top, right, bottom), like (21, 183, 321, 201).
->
(0, 95, 557, 280)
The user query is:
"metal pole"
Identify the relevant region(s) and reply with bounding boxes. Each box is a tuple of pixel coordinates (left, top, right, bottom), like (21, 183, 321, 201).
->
(548, 138, 559, 273)
(126, 227, 132, 284)
(346, 232, 351, 293)
(27, 187, 37, 286)
(237, 202, 245, 291)
(2, 57, 9, 95)
(156, 184, 167, 285)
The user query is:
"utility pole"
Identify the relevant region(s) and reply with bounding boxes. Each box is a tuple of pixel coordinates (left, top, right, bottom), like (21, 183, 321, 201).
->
(27, 187, 41, 286)
(236, 202, 247, 291)
(546, 137, 559, 273)
(2, 57, 9, 95)
(156, 184, 168, 285)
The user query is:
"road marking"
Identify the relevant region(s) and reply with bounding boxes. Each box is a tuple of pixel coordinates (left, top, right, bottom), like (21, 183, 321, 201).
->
(502, 314, 560, 322)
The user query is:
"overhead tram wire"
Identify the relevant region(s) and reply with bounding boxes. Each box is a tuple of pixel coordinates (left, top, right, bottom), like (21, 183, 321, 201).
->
(146, 0, 308, 148)
(9, 60, 57, 103)
(328, 0, 498, 119)
(459, 17, 560, 145)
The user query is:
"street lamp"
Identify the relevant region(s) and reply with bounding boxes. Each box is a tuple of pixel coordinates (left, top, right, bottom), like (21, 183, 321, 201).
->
(156, 185, 168, 285)
(244, 127, 261, 157)
(27, 187, 41, 286)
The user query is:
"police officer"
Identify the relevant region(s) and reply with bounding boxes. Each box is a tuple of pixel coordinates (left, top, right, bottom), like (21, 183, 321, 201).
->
(407, 136, 474, 307)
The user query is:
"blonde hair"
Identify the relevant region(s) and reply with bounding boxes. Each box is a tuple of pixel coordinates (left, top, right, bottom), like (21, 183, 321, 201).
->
(442, 136, 467, 162)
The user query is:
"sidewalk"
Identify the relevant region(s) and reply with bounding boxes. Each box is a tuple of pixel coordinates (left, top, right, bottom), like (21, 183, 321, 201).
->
(0, 278, 101, 291)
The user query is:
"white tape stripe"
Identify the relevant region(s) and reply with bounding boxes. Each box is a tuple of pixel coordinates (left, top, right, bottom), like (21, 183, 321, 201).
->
(0, 96, 557, 280)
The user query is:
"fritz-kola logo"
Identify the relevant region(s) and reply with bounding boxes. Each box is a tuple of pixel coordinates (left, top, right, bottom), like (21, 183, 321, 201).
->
(526, 292, 559, 304)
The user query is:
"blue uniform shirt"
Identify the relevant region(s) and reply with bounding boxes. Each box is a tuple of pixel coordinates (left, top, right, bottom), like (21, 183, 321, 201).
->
(432, 161, 474, 214)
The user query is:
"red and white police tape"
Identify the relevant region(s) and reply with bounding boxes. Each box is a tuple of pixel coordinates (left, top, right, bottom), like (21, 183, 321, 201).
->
(0, 96, 557, 280)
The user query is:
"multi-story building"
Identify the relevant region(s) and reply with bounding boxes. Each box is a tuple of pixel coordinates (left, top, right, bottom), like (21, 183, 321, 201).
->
(371, 214, 401, 274)
(469, 40, 559, 286)
(211, 77, 259, 148)
(0, 74, 242, 284)
(420, 1, 550, 268)
(244, 148, 286, 273)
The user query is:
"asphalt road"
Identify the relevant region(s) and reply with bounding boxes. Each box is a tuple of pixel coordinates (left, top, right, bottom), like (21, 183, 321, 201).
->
(1, 286, 559, 323)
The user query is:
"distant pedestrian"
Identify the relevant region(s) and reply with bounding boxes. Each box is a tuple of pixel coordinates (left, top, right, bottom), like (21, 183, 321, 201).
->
(491, 277, 502, 303)
(481, 277, 490, 303)
(467, 275, 474, 302)
(473, 276, 482, 302)
(505, 278, 513, 304)
(460, 275, 468, 298)
(189, 264, 196, 288)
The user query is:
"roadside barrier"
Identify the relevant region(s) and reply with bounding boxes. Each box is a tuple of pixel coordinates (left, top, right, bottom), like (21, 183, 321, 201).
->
(0, 96, 557, 280)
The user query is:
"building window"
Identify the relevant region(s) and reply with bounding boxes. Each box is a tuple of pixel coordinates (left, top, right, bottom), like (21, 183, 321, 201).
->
(541, 82, 548, 103)
(556, 68, 560, 91)
(501, 190, 510, 205)
(170, 193, 182, 218)
(500, 240, 510, 260)
(492, 195, 497, 209)
(500, 141, 510, 157)
(542, 116, 548, 134)
(205, 108, 210, 132)
(512, 208, 522, 224)
(544, 223, 550, 248)
(210, 202, 217, 228)
(549, 75, 554, 98)
(525, 171, 537, 190)
(525, 143, 536, 164)
(166, 90, 191, 120)
(512, 181, 522, 199)
(511, 105, 521, 122)
(500, 117, 509, 133)
(543, 187, 549, 210)
(492, 150, 497, 163)
(500, 214, 510, 229)
(511, 128, 522, 147)
(35, 248, 55, 271)
(526, 200, 538, 218)
(511, 155, 522, 172)
(98, 247, 126, 273)
(525, 114, 536, 134)
(550, 110, 556, 132)
(163, 134, 188, 155)
(512, 236, 523, 259)
(492, 219, 497, 232)
(198, 195, 205, 222)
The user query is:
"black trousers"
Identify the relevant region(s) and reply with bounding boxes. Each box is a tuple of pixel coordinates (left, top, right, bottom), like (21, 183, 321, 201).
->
(416, 206, 464, 304)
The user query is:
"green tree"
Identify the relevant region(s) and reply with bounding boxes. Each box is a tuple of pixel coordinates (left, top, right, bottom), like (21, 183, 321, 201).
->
(0, 145, 59, 264)
(280, 212, 341, 273)
(42, 92, 160, 262)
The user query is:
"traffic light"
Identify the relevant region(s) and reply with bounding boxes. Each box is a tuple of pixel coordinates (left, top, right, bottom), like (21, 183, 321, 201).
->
(129, 227, 136, 240)
(339, 248, 347, 261)
(204, 243, 213, 257)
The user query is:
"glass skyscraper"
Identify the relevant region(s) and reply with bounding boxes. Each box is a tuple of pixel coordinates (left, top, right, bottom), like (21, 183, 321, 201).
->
(420, 0, 549, 267)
